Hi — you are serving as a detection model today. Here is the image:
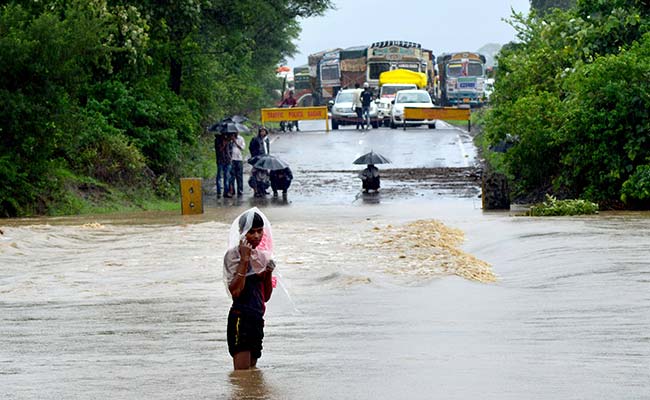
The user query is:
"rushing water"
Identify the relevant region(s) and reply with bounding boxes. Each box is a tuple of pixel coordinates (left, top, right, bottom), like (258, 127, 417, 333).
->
(1, 201, 649, 399)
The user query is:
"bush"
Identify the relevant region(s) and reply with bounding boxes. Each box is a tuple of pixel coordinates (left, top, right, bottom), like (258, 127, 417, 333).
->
(621, 164, 650, 208)
(560, 35, 650, 203)
(484, 92, 565, 197)
(527, 194, 599, 216)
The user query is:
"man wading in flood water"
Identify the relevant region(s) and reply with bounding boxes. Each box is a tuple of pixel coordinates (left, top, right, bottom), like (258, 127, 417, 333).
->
(223, 208, 276, 370)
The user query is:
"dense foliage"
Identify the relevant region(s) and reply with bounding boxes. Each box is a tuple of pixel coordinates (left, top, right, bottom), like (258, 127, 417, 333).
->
(0, 0, 331, 217)
(530, 0, 576, 15)
(484, 0, 650, 209)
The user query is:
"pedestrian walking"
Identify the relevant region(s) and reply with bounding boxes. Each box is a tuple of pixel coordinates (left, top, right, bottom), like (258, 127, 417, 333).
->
(230, 132, 246, 196)
(223, 208, 276, 370)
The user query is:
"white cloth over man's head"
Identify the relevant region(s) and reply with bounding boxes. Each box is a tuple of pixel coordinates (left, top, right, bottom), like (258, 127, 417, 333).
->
(223, 207, 274, 295)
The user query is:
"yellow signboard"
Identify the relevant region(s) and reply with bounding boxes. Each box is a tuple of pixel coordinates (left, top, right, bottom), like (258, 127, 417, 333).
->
(261, 106, 328, 122)
(404, 107, 470, 121)
(261, 106, 329, 132)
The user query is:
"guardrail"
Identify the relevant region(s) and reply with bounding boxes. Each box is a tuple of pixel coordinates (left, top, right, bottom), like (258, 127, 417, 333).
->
(403, 107, 471, 131)
(261, 106, 330, 132)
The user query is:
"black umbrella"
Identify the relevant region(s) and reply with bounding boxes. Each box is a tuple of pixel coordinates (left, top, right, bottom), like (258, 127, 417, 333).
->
(229, 115, 247, 123)
(208, 116, 250, 134)
(353, 151, 391, 165)
(253, 155, 290, 171)
(219, 122, 250, 134)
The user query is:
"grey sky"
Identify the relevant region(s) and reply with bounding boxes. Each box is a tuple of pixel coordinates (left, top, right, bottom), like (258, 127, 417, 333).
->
(287, 0, 530, 68)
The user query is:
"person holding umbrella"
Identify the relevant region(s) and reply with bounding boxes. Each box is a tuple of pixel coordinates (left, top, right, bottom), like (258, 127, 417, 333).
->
(251, 154, 291, 198)
(215, 132, 233, 198)
(210, 116, 250, 198)
(248, 128, 271, 197)
(359, 164, 380, 193)
(353, 150, 391, 193)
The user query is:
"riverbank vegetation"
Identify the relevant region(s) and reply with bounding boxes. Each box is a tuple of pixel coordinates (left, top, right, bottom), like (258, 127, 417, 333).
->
(0, 0, 331, 217)
(483, 0, 650, 209)
(527, 195, 598, 216)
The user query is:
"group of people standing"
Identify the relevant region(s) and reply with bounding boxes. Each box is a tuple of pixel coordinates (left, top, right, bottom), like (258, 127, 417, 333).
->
(215, 127, 293, 199)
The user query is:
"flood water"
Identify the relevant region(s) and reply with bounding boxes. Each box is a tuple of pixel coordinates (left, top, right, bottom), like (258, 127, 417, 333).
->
(2, 200, 649, 399)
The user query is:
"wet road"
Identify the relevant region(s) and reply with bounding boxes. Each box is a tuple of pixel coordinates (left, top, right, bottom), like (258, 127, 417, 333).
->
(213, 120, 481, 205)
(272, 119, 477, 170)
(2, 121, 650, 399)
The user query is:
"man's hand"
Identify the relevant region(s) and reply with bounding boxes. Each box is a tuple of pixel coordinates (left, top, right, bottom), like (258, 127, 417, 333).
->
(239, 239, 252, 262)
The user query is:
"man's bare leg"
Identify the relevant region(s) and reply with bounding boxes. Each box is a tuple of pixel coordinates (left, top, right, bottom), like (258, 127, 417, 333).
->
(233, 351, 252, 370)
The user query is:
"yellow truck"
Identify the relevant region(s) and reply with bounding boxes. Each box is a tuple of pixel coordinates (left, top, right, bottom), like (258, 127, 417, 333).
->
(376, 69, 428, 126)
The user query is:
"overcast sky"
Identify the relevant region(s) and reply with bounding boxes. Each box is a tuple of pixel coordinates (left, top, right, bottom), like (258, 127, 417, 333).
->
(286, 0, 530, 68)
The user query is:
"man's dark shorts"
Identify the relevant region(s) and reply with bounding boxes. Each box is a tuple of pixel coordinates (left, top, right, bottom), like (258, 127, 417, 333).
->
(227, 309, 264, 359)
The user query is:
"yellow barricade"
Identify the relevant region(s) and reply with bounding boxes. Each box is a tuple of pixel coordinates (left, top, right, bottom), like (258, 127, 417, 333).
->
(260, 106, 330, 132)
(403, 107, 471, 131)
(404, 107, 470, 121)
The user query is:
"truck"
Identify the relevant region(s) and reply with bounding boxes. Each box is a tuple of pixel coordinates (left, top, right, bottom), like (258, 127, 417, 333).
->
(422, 48, 438, 99)
(436, 52, 487, 107)
(376, 69, 427, 126)
(366, 41, 427, 89)
(318, 50, 341, 104)
(308, 48, 341, 105)
(339, 45, 368, 89)
(292, 65, 313, 106)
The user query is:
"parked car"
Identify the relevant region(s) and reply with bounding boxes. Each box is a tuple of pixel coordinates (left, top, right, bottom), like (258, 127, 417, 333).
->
(377, 83, 418, 126)
(329, 89, 379, 129)
(389, 89, 436, 129)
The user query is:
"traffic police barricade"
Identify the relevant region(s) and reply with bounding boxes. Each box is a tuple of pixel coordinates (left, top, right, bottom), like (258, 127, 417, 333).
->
(260, 106, 330, 132)
(403, 107, 471, 131)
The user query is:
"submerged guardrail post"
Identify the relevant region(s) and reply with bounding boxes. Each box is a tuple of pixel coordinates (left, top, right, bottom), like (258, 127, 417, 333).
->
(481, 167, 510, 210)
(180, 178, 203, 215)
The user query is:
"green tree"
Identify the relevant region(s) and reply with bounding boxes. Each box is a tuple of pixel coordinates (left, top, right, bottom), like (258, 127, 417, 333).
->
(485, 0, 650, 208)
(1, 0, 333, 217)
(531, 0, 577, 15)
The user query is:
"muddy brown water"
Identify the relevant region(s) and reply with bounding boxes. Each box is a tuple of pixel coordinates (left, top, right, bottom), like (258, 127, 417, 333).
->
(2, 200, 649, 399)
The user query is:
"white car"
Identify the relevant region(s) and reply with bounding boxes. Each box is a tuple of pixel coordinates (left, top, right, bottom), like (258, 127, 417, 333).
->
(389, 89, 436, 129)
(377, 83, 418, 126)
(329, 89, 379, 130)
